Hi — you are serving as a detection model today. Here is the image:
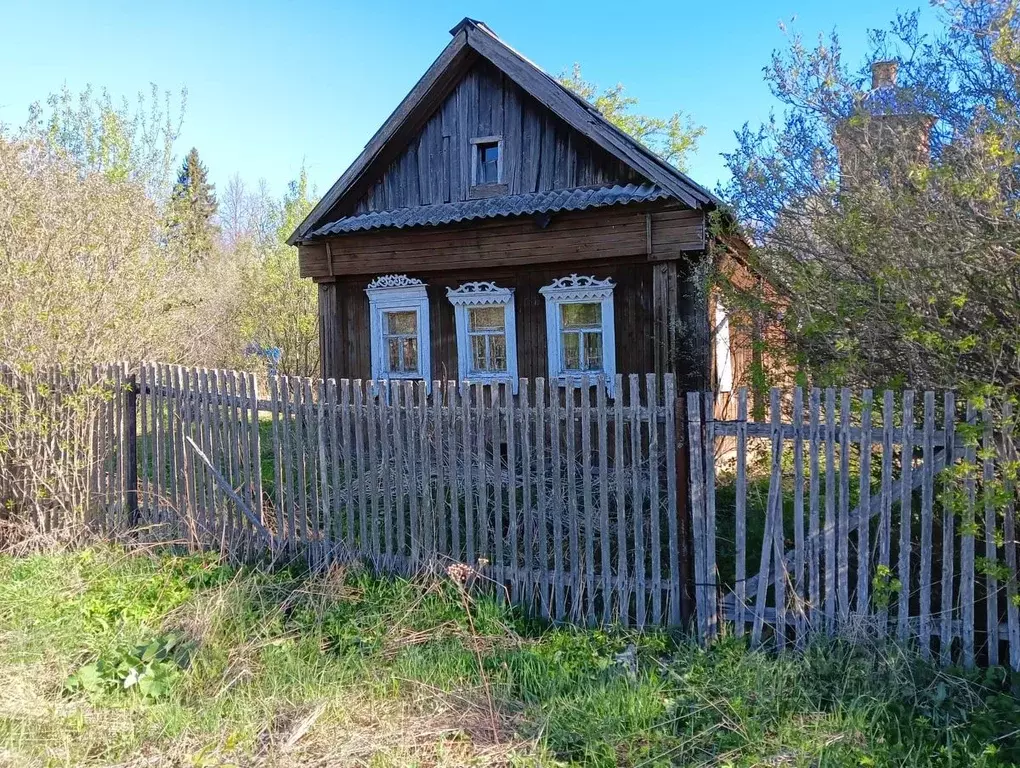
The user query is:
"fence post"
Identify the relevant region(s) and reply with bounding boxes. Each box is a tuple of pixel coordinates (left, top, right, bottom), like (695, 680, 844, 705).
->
(125, 373, 139, 528)
(686, 392, 709, 643)
(675, 392, 695, 626)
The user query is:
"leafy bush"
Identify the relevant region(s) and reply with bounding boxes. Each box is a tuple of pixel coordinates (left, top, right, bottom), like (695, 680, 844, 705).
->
(65, 632, 192, 701)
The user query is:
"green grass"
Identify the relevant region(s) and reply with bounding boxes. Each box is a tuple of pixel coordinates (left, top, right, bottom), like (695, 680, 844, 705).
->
(1, 546, 1019, 767)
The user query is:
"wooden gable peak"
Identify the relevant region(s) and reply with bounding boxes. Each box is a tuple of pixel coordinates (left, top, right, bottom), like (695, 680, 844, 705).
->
(288, 18, 720, 245)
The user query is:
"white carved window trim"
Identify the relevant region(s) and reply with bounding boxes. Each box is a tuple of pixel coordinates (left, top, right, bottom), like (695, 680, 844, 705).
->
(540, 274, 617, 397)
(447, 281, 519, 393)
(366, 275, 431, 392)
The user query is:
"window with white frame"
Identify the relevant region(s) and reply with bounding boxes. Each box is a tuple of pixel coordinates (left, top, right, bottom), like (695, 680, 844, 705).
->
(540, 274, 616, 395)
(447, 281, 518, 391)
(366, 275, 431, 388)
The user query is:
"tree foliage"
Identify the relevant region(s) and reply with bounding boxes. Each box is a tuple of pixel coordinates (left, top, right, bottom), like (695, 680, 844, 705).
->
(0, 86, 237, 368)
(0, 136, 229, 366)
(168, 147, 219, 262)
(18, 83, 185, 201)
(558, 64, 704, 171)
(232, 168, 320, 378)
(0, 81, 323, 375)
(722, 0, 1020, 394)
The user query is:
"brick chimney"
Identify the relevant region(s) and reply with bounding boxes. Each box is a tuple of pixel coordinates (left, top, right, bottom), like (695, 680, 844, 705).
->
(871, 60, 899, 90)
(835, 58, 934, 188)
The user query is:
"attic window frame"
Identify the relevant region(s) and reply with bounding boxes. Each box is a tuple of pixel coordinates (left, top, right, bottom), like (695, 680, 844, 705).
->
(470, 135, 503, 187)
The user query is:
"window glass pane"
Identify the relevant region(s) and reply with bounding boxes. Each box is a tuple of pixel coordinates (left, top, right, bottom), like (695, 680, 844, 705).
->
(560, 302, 601, 328)
(386, 337, 418, 373)
(403, 337, 418, 372)
(562, 332, 581, 370)
(470, 335, 489, 372)
(715, 299, 733, 392)
(477, 142, 499, 184)
(468, 306, 504, 331)
(482, 144, 499, 164)
(583, 332, 604, 371)
(385, 310, 416, 335)
(490, 335, 507, 371)
(387, 338, 402, 371)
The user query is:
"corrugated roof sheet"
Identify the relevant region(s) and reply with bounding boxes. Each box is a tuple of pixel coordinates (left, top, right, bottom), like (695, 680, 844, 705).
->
(309, 183, 673, 237)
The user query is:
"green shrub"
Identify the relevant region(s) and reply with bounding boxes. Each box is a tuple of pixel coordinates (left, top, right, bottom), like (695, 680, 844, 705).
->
(65, 632, 193, 701)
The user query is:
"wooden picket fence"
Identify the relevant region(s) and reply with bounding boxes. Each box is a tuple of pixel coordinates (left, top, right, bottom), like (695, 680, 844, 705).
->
(136, 364, 265, 552)
(134, 363, 684, 627)
(6, 360, 1020, 670)
(687, 387, 1020, 670)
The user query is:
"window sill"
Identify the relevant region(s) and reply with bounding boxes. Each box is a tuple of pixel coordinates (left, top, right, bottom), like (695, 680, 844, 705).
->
(459, 374, 519, 394)
(552, 374, 616, 397)
(468, 183, 508, 199)
(378, 372, 424, 380)
(367, 375, 431, 398)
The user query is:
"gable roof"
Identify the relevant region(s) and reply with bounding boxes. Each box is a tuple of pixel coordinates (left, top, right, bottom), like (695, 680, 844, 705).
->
(288, 18, 721, 245)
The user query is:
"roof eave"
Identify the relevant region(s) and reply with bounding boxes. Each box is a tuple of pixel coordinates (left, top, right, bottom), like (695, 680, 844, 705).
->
(308, 183, 676, 237)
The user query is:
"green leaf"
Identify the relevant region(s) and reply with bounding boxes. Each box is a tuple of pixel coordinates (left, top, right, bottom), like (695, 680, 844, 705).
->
(66, 662, 104, 693)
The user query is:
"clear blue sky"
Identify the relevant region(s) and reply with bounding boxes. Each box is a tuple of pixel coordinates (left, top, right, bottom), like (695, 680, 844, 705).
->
(0, 0, 938, 201)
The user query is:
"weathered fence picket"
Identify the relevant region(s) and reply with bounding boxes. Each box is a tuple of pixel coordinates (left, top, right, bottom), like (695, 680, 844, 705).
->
(919, 391, 936, 659)
(824, 388, 837, 634)
(983, 408, 999, 667)
(940, 394, 957, 665)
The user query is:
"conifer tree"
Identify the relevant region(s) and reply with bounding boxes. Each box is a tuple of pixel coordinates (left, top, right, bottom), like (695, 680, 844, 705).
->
(168, 147, 218, 261)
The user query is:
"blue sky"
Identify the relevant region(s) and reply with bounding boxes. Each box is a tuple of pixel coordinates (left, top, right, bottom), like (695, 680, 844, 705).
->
(0, 0, 938, 201)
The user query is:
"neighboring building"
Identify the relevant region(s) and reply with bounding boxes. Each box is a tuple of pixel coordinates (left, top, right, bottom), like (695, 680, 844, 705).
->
(290, 18, 727, 395)
(706, 60, 933, 421)
(711, 236, 790, 422)
(834, 60, 937, 189)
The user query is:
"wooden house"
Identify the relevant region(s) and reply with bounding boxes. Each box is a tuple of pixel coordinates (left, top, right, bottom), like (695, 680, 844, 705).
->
(291, 18, 725, 396)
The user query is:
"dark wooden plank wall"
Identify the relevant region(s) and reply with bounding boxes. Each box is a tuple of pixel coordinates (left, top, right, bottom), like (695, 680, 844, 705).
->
(319, 282, 340, 381)
(323, 256, 705, 389)
(299, 205, 705, 279)
(350, 59, 641, 214)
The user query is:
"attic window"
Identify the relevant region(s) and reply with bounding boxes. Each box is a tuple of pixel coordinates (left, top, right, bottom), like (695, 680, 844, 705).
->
(471, 136, 502, 186)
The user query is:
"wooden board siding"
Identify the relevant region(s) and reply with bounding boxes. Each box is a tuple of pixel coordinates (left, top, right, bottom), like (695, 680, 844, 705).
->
(318, 282, 340, 381)
(299, 205, 705, 279)
(321, 256, 698, 386)
(348, 59, 641, 215)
